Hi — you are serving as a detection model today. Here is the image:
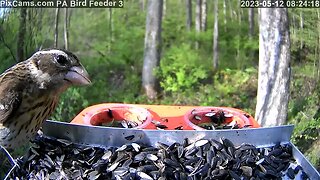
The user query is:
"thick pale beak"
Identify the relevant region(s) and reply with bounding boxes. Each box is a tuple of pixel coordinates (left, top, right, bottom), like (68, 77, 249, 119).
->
(65, 66, 91, 85)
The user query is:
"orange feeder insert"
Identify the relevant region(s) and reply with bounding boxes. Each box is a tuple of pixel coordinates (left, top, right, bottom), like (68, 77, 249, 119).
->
(71, 103, 260, 130)
(82, 104, 154, 129)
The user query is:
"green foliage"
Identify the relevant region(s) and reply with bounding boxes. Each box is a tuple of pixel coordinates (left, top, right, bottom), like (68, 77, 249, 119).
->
(159, 68, 258, 117)
(305, 147, 320, 170)
(51, 88, 89, 122)
(291, 111, 320, 145)
(158, 44, 209, 93)
(290, 9, 320, 64)
(289, 79, 320, 144)
(0, 10, 19, 69)
(288, 69, 320, 169)
(289, 95, 320, 168)
(213, 68, 257, 112)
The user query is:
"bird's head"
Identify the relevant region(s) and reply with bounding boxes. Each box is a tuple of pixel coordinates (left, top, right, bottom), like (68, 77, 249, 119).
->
(28, 49, 91, 92)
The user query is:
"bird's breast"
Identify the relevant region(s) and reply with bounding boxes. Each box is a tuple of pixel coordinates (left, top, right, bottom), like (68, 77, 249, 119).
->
(0, 95, 58, 148)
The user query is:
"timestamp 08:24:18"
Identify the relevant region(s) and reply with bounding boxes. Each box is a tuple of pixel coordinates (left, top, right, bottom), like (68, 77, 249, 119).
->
(240, 0, 320, 8)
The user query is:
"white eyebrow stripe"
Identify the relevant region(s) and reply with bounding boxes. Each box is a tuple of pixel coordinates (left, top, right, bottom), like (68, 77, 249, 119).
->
(34, 49, 68, 57)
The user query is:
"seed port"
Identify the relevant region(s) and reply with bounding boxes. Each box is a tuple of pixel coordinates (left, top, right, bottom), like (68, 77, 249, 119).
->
(183, 107, 260, 130)
(82, 104, 154, 129)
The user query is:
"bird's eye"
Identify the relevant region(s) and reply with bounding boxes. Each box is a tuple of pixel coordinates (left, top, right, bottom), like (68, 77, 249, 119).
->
(56, 55, 68, 66)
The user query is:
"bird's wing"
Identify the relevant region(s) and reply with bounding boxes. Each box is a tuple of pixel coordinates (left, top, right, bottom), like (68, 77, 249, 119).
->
(0, 76, 22, 124)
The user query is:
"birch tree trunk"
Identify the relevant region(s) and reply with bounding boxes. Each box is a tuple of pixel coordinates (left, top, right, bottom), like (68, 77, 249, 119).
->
(223, 0, 227, 31)
(186, 0, 192, 31)
(299, 11, 304, 54)
(163, 0, 166, 19)
(64, 8, 69, 50)
(17, 8, 27, 62)
(236, 6, 242, 66)
(317, 9, 320, 81)
(291, 13, 296, 38)
(255, 8, 291, 127)
(228, 0, 234, 21)
(248, 8, 254, 37)
(140, 0, 146, 11)
(108, 8, 113, 53)
(195, 0, 201, 48)
(201, 0, 207, 31)
(213, 0, 219, 72)
(54, 8, 60, 48)
(142, 0, 163, 99)
(248, 8, 254, 59)
(195, 0, 202, 33)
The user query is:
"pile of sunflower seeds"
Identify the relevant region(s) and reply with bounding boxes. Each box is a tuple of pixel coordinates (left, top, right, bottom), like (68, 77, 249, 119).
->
(9, 136, 309, 180)
(102, 120, 140, 128)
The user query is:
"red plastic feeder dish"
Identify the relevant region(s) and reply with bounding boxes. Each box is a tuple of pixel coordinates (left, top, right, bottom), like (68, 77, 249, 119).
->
(83, 104, 153, 129)
(184, 107, 259, 130)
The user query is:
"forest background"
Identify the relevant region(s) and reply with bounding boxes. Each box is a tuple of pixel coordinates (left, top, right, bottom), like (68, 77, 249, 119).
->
(0, 0, 319, 170)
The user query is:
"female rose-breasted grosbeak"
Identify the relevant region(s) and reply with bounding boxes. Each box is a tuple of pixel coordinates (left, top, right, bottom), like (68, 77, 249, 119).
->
(0, 49, 91, 149)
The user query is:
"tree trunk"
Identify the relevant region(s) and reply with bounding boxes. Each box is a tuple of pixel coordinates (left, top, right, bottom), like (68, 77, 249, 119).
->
(54, 8, 60, 48)
(213, 0, 219, 72)
(317, 9, 320, 81)
(163, 0, 166, 20)
(300, 11, 303, 49)
(195, 0, 201, 48)
(223, 0, 227, 31)
(142, 0, 163, 99)
(291, 13, 296, 38)
(248, 8, 254, 60)
(195, 0, 201, 32)
(299, 11, 304, 64)
(201, 0, 207, 31)
(248, 8, 254, 37)
(255, 8, 291, 127)
(228, 0, 234, 21)
(17, 8, 27, 62)
(236, 6, 242, 67)
(186, 0, 192, 31)
(108, 8, 113, 53)
(64, 8, 69, 50)
(140, 0, 146, 11)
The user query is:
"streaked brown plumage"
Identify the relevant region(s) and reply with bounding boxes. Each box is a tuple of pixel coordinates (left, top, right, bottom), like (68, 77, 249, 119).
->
(0, 49, 91, 149)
